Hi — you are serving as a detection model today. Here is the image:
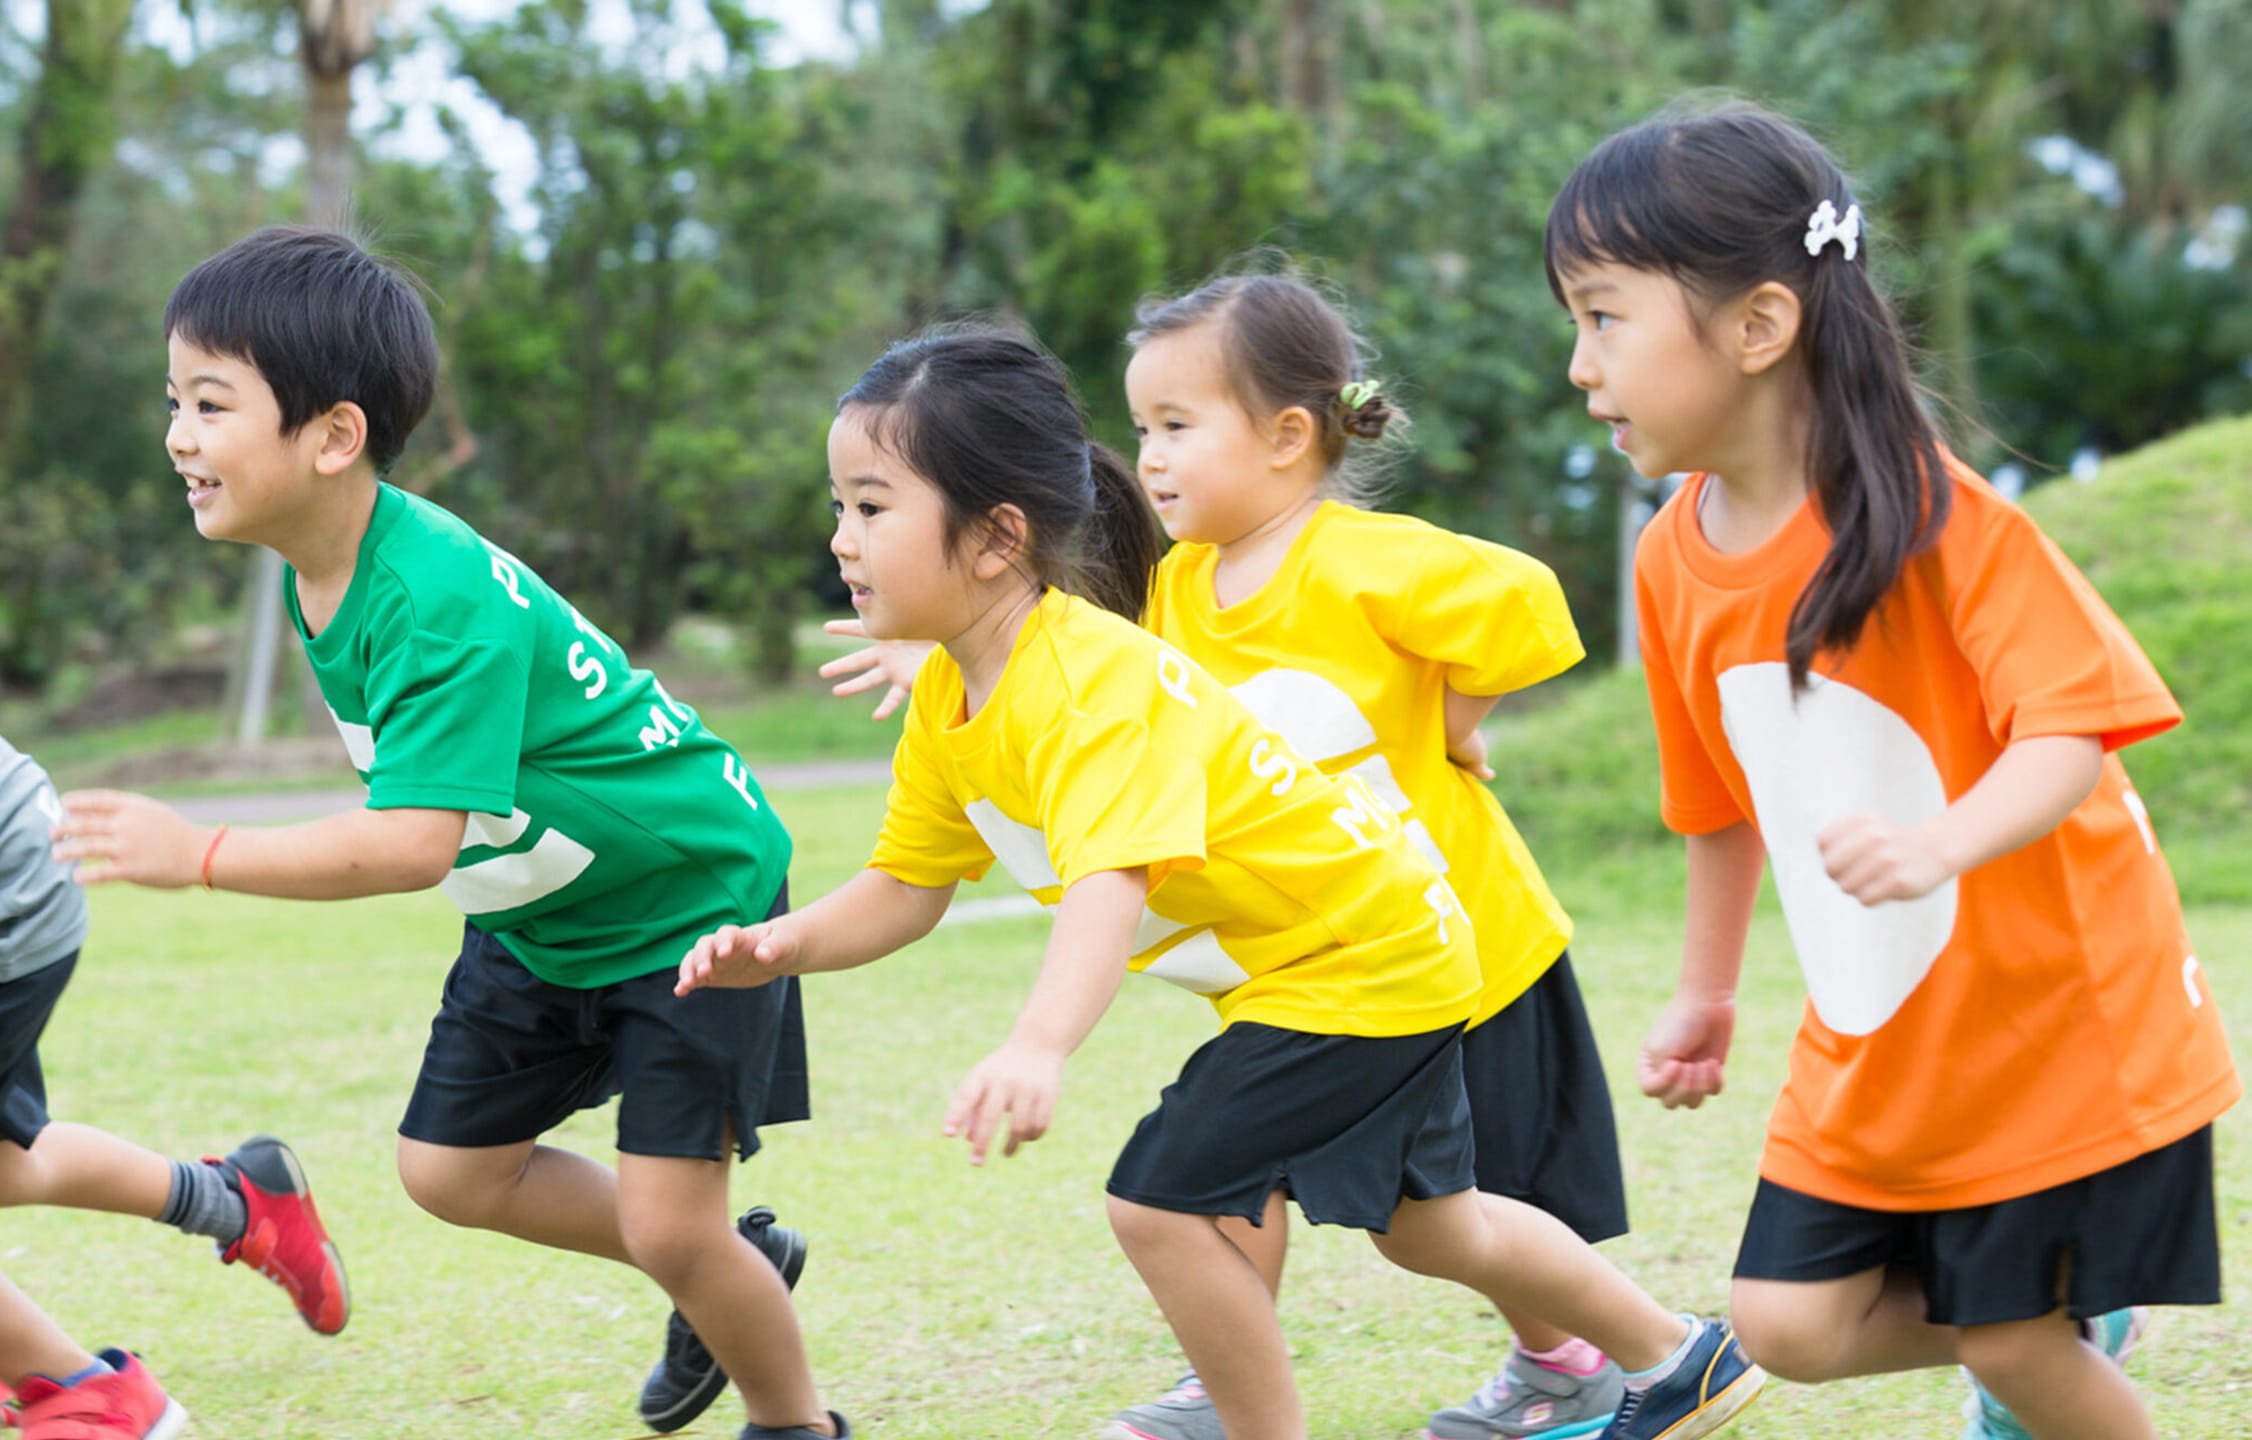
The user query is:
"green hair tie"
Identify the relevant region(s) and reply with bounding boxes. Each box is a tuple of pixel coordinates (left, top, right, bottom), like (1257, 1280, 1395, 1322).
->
(1338, 379, 1381, 411)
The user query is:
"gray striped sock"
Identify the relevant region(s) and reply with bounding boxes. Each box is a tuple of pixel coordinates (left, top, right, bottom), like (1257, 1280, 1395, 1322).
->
(158, 1158, 247, 1246)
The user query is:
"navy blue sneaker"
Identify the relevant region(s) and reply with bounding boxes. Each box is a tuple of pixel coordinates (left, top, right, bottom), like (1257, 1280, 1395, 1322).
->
(638, 1206, 809, 1432)
(1599, 1318, 1763, 1440)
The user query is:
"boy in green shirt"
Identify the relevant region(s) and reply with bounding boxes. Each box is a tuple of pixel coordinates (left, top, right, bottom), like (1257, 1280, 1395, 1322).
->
(55, 228, 843, 1440)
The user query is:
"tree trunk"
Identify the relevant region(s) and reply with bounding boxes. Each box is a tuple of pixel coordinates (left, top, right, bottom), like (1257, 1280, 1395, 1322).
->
(0, 0, 137, 465)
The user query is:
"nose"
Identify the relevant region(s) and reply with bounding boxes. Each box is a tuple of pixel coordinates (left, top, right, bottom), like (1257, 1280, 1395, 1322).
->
(1567, 331, 1600, 392)
(1136, 441, 1161, 478)
(829, 516, 856, 560)
(166, 409, 195, 458)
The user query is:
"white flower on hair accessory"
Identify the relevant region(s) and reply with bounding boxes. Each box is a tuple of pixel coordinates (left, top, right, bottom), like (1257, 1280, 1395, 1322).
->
(1804, 200, 1863, 261)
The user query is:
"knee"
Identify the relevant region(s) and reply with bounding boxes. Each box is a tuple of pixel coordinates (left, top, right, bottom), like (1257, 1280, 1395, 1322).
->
(617, 1207, 712, 1291)
(396, 1141, 498, 1230)
(1729, 1289, 1852, 1383)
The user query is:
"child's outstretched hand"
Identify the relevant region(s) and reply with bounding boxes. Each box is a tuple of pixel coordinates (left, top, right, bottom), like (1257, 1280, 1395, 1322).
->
(818, 618, 934, 722)
(1637, 992, 1735, 1109)
(1817, 811, 1949, 905)
(51, 790, 207, 888)
(676, 920, 796, 995)
(944, 1040, 1064, 1165)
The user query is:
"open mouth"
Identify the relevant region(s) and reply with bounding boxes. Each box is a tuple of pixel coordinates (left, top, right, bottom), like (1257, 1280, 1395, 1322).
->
(184, 476, 222, 507)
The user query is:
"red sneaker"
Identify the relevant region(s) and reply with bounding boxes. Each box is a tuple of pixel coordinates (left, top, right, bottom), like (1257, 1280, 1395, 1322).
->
(211, 1134, 351, 1335)
(13, 1351, 186, 1440)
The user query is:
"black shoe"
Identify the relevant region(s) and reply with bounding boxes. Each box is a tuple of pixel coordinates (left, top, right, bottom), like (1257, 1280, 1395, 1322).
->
(741, 1412, 851, 1440)
(637, 1205, 810, 1433)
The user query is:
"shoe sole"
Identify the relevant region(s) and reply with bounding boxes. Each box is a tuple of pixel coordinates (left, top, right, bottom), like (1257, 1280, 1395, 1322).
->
(145, 1398, 190, 1440)
(638, 1220, 808, 1433)
(1424, 1419, 1615, 1440)
(1638, 1362, 1765, 1440)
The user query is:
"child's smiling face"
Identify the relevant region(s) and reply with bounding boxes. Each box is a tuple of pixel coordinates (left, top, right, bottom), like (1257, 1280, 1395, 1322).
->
(165, 335, 334, 548)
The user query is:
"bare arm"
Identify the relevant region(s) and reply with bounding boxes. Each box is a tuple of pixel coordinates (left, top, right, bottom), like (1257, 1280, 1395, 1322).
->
(1639, 819, 1765, 1109)
(1818, 734, 2104, 904)
(676, 865, 956, 992)
(945, 866, 1146, 1164)
(55, 789, 463, 899)
(1443, 686, 1500, 780)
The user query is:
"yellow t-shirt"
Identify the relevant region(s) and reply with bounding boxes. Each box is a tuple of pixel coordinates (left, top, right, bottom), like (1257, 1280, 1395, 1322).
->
(869, 589, 1479, 1038)
(1146, 503, 1581, 1023)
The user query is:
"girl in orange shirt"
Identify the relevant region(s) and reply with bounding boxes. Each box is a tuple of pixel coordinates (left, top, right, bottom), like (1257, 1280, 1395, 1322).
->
(1549, 101, 2236, 1440)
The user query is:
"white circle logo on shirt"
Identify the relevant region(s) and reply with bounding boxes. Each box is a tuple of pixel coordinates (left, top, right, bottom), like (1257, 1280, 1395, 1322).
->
(1717, 663, 1959, 1036)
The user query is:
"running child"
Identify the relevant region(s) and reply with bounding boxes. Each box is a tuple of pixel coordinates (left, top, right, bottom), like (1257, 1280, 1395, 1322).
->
(53, 227, 839, 1440)
(2, 734, 345, 1440)
(679, 327, 1762, 1440)
(825, 273, 1650, 1440)
(1548, 101, 2238, 1440)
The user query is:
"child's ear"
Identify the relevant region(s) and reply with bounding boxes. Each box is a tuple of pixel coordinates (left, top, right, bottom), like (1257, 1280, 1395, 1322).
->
(310, 401, 371, 476)
(1736, 282, 1803, 376)
(1268, 405, 1318, 469)
(970, 503, 1029, 580)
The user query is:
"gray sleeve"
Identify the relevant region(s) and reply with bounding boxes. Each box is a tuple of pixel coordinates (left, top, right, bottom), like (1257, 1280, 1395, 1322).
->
(0, 755, 88, 982)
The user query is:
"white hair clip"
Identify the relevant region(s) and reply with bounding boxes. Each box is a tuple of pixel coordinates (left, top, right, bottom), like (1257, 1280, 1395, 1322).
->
(1804, 200, 1863, 261)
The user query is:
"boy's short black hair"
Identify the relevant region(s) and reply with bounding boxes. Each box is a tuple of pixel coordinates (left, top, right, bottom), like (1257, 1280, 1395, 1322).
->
(164, 226, 440, 473)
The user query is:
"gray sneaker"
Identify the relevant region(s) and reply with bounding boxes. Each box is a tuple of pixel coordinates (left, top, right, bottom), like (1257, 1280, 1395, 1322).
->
(1428, 1349, 1625, 1439)
(1098, 1374, 1224, 1440)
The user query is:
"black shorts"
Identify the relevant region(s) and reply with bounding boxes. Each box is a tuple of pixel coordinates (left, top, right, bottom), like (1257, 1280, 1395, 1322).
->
(399, 892, 809, 1162)
(0, 952, 76, 1149)
(1461, 951, 1629, 1242)
(1733, 1126, 2222, 1327)
(1107, 1020, 1474, 1233)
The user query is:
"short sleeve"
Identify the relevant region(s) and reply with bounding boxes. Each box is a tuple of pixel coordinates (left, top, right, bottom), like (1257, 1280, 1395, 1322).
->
(868, 695, 994, 888)
(1637, 563, 1744, 835)
(1939, 494, 2180, 752)
(363, 631, 528, 814)
(1394, 534, 1586, 696)
(1025, 709, 1207, 891)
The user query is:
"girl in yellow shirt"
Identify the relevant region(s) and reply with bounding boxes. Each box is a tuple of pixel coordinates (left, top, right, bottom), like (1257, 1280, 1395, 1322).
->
(682, 329, 1757, 1440)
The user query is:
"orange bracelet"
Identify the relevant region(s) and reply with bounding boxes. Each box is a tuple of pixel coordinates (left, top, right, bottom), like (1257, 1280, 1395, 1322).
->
(200, 826, 229, 891)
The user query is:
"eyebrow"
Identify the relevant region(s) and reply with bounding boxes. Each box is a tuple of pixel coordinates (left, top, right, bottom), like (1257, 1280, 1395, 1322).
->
(839, 474, 893, 490)
(169, 373, 239, 391)
(1565, 280, 1619, 304)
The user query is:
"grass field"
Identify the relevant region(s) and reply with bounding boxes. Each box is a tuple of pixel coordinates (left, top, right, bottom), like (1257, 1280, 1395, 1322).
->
(12, 780, 2249, 1439)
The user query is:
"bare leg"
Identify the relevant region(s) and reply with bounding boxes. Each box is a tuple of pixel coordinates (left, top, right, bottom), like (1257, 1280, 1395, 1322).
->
(616, 1153, 830, 1434)
(1734, 1270, 2151, 1440)
(1730, 1270, 1956, 1380)
(1372, 1190, 1687, 1372)
(1960, 1312, 2154, 1440)
(0, 1272, 94, 1389)
(1213, 1189, 1289, 1299)
(0, 1125, 176, 1218)
(395, 1137, 634, 1262)
(1109, 1196, 1304, 1440)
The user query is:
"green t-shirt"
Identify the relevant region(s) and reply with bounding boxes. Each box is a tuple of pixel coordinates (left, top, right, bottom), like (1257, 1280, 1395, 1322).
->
(287, 484, 790, 988)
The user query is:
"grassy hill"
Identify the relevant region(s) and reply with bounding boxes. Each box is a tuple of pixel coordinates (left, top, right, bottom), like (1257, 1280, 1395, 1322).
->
(1495, 413, 2252, 904)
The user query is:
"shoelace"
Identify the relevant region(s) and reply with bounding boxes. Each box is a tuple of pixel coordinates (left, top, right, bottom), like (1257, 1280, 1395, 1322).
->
(1471, 1368, 1521, 1408)
(1609, 1387, 1645, 1429)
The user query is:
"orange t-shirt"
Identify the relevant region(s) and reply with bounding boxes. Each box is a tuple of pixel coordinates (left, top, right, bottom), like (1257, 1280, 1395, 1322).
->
(1635, 460, 2238, 1210)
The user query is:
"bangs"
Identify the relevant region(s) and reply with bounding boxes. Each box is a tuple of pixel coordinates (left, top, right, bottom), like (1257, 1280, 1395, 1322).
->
(1542, 127, 1686, 303)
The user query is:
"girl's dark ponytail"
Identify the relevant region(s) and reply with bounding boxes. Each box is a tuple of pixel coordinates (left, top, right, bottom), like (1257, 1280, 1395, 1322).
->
(1786, 228, 1950, 688)
(1545, 101, 1953, 689)
(1076, 442, 1164, 622)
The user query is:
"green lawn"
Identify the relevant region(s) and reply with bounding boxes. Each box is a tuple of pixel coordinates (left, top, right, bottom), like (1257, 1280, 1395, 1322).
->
(12, 782, 2248, 1438)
